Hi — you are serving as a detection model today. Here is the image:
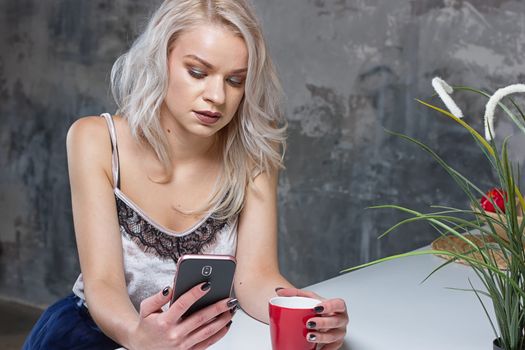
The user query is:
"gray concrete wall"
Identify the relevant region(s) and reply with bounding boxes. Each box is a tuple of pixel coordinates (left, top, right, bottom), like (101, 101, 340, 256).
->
(1, 0, 524, 306)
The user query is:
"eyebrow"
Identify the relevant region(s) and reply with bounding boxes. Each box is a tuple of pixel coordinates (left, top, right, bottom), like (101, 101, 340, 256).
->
(184, 54, 247, 74)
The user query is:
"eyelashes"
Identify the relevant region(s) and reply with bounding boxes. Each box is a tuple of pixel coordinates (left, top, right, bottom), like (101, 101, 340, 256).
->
(188, 68, 206, 79)
(227, 77, 244, 87)
(187, 68, 245, 87)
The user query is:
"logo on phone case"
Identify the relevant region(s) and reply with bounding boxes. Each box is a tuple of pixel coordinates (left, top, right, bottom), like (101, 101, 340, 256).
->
(202, 265, 213, 277)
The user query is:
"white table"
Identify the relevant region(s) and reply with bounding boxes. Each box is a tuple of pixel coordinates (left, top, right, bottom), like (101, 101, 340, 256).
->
(211, 248, 496, 350)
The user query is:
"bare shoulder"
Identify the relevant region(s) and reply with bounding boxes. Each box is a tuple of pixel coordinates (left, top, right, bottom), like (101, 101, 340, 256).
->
(66, 115, 114, 179)
(247, 167, 279, 198)
(66, 115, 109, 151)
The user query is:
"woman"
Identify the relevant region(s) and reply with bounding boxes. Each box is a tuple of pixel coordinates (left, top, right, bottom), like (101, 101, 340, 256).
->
(24, 0, 348, 349)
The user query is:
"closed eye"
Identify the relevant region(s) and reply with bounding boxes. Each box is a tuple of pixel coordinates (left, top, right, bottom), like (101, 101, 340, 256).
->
(188, 68, 206, 79)
(227, 76, 245, 87)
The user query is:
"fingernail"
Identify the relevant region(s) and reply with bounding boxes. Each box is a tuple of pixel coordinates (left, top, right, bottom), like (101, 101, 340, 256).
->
(230, 305, 238, 315)
(162, 286, 170, 296)
(226, 320, 233, 328)
(227, 298, 238, 308)
(275, 287, 284, 292)
(314, 306, 324, 314)
(307, 321, 316, 329)
(307, 333, 317, 342)
(201, 282, 211, 291)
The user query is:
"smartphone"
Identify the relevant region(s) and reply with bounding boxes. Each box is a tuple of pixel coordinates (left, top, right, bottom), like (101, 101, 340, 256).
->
(170, 254, 236, 318)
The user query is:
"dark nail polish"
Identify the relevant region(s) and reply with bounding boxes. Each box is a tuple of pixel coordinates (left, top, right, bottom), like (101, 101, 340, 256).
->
(230, 305, 238, 315)
(226, 320, 233, 328)
(162, 286, 170, 296)
(201, 282, 211, 291)
(307, 321, 316, 329)
(308, 333, 317, 342)
(227, 298, 238, 308)
(275, 287, 284, 292)
(314, 306, 324, 314)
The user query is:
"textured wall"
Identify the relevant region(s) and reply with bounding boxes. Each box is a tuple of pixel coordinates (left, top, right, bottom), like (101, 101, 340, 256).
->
(1, 0, 524, 306)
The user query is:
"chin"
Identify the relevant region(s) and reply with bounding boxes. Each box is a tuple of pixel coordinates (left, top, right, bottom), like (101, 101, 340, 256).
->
(188, 124, 224, 138)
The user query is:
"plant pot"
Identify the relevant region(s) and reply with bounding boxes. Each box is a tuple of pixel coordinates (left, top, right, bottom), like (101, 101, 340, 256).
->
(494, 338, 525, 350)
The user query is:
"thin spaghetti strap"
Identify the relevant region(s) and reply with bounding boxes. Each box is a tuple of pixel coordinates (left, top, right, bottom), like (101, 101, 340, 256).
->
(100, 113, 121, 189)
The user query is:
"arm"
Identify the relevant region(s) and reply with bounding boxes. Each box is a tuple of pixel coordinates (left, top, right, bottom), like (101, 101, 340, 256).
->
(233, 168, 294, 323)
(234, 168, 349, 349)
(67, 116, 139, 345)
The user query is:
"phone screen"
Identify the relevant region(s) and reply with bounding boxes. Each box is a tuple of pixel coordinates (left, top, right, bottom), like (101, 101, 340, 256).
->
(170, 254, 236, 317)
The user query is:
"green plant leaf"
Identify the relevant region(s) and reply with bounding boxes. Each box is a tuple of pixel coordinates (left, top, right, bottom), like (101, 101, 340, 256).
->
(469, 278, 499, 339)
(416, 99, 495, 156)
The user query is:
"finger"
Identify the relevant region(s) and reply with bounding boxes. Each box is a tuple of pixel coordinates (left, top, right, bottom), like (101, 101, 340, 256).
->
(275, 288, 324, 301)
(185, 309, 232, 348)
(312, 298, 347, 315)
(179, 297, 238, 334)
(167, 281, 211, 321)
(139, 286, 173, 318)
(319, 340, 345, 350)
(306, 315, 348, 331)
(190, 320, 231, 350)
(307, 328, 346, 344)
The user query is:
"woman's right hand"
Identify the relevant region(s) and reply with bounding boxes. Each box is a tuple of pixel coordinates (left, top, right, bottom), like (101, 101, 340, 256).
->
(129, 282, 237, 350)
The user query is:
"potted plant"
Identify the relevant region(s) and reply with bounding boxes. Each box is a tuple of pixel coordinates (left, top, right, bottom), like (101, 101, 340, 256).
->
(343, 78, 525, 350)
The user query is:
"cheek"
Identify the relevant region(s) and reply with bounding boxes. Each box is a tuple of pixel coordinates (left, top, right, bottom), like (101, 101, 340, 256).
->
(228, 91, 245, 112)
(164, 78, 196, 117)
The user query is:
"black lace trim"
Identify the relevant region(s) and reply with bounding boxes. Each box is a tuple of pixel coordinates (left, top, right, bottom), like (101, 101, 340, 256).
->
(116, 196, 228, 262)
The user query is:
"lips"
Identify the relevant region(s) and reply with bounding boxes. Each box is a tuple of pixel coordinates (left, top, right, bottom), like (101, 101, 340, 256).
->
(195, 110, 222, 118)
(193, 110, 222, 125)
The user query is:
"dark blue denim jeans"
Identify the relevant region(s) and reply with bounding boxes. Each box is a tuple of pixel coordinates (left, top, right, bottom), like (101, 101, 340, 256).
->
(23, 294, 121, 350)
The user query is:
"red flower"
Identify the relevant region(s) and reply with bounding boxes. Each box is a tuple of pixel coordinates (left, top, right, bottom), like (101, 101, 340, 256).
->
(480, 188, 507, 213)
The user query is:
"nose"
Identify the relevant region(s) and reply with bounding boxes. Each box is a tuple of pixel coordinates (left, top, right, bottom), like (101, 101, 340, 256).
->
(203, 76, 226, 105)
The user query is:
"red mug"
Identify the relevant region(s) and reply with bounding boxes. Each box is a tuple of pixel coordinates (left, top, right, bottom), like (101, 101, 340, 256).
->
(269, 296, 321, 350)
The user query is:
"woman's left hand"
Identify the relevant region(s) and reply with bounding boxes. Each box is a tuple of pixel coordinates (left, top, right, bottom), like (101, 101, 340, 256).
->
(276, 288, 348, 350)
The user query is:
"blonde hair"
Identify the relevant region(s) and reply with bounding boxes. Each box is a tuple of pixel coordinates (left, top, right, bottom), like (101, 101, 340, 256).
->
(110, 0, 286, 220)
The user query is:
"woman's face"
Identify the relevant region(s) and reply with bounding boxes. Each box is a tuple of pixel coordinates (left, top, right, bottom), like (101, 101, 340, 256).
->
(163, 23, 248, 139)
